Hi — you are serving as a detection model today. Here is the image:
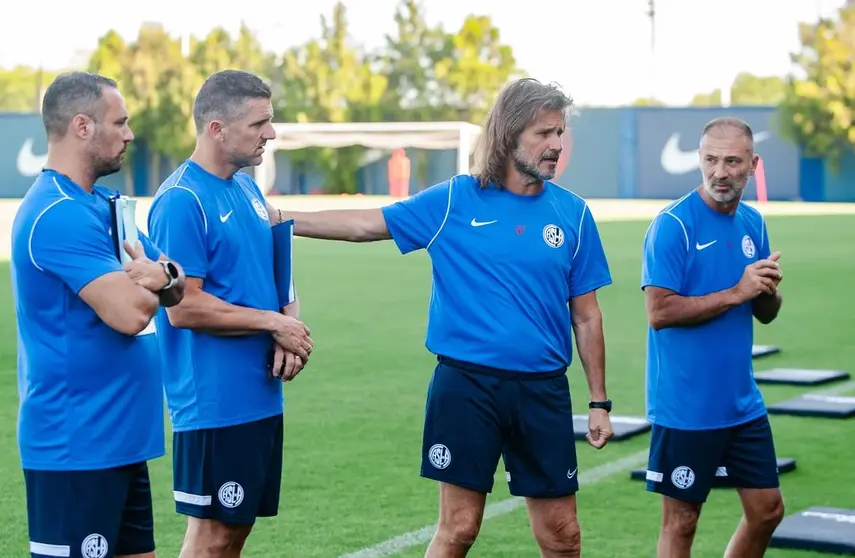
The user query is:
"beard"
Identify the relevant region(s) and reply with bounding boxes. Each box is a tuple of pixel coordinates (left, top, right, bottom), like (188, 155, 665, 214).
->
(512, 146, 559, 182)
(704, 180, 744, 203)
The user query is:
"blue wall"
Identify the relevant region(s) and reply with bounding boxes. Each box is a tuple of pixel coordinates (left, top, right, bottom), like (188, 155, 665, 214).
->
(2, 108, 854, 201)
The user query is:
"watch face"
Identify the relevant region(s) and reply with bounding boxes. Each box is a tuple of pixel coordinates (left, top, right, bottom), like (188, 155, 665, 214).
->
(166, 261, 179, 278)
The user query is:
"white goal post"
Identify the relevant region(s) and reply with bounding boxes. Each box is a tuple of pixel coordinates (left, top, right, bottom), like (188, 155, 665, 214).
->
(254, 121, 481, 194)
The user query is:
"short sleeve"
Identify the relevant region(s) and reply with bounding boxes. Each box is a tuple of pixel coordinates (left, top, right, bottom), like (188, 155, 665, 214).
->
(757, 216, 771, 260)
(568, 205, 613, 298)
(147, 186, 208, 279)
(30, 200, 123, 294)
(381, 180, 452, 254)
(641, 212, 688, 293)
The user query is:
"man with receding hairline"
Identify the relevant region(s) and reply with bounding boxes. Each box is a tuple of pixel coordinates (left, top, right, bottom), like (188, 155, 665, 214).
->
(11, 71, 186, 558)
(147, 69, 312, 558)
(269, 77, 614, 557)
(641, 116, 785, 558)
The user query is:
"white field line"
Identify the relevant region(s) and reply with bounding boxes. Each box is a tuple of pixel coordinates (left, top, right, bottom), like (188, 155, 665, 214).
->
(339, 376, 855, 558)
(338, 449, 650, 558)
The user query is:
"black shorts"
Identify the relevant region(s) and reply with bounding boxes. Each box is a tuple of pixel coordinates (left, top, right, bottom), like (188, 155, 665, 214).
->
(173, 413, 284, 524)
(646, 414, 780, 503)
(25, 461, 154, 558)
(421, 356, 579, 498)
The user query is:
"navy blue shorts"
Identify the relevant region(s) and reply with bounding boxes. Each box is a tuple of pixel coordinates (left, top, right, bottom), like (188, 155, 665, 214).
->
(24, 461, 154, 558)
(173, 413, 284, 525)
(646, 414, 780, 503)
(421, 356, 578, 498)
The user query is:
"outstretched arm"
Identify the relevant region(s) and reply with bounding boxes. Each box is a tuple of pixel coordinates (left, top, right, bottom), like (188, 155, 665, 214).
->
(267, 202, 391, 242)
(265, 179, 454, 252)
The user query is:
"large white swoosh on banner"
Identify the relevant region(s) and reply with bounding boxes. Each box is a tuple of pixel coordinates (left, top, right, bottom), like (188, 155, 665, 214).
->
(17, 138, 48, 176)
(660, 131, 771, 175)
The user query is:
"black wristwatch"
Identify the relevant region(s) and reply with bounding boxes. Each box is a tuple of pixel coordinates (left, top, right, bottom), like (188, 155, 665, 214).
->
(159, 260, 180, 291)
(589, 399, 612, 413)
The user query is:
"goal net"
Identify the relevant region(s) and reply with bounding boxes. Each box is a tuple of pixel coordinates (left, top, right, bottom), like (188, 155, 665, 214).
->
(254, 121, 481, 196)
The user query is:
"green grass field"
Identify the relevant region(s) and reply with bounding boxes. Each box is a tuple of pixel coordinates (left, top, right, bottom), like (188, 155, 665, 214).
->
(0, 213, 853, 557)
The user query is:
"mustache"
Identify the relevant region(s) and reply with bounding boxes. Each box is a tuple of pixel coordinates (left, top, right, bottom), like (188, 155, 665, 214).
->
(541, 150, 561, 161)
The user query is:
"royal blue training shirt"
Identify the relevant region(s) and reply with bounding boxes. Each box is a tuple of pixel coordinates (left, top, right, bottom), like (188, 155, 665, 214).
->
(148, 160, 282, 432)
(642, 189, 769, 430)
(382, 174, 612, 373)
(11, 170, 165, 471)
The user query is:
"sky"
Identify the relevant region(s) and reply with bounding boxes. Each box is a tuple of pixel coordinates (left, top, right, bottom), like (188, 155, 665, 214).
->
(0, 0, 846, 106)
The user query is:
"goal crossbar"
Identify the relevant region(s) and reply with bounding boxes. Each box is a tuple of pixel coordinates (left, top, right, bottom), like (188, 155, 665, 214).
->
(255, 121, 481, 193)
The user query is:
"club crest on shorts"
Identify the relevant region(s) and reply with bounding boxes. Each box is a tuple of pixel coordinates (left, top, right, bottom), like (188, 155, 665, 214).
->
(542, 224, 564, 248)
(428, 443, 451, 469)
(671, 466, 695, 489)
(741, 235, 755, 258)
(81, 533, 108, 558)
(251, 198, 269, 221)
(218, 481, 245, 508)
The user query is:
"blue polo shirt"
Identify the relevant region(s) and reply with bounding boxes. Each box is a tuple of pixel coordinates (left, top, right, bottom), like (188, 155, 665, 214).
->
(642, 190, 770, 430)
(381, 174, 612, 373)
(148, 160, 282, 432)
(11, 170, 165, 471)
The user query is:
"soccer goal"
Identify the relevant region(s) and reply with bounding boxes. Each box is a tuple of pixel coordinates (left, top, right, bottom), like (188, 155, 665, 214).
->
(254, 121, 481, 195)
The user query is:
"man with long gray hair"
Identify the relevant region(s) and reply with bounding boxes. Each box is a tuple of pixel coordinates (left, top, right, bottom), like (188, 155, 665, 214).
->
(147, 69, 313, 557)
(268, 77, 615, 557)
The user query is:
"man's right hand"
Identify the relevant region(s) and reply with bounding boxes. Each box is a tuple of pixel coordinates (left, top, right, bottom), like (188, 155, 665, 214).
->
(269, 313, 313, 360)
(733, 258, 782, 302)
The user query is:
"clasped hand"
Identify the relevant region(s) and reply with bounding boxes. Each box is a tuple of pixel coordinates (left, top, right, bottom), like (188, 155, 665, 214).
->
(270, 314, 313, 382)
(734, 251, 782, 302)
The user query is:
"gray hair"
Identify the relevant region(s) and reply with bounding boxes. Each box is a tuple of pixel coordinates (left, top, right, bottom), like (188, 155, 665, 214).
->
(41, 72, 118, 139)
(700, 117, 755, 151)
(193, 70, 272, 134)
(471, 78, 574, 187)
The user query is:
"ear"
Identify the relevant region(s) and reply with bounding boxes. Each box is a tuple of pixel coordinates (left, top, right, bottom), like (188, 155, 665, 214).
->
(207, 120, 225, 141)
(749, 153, 760, 175)
(70, 114, 93, 140)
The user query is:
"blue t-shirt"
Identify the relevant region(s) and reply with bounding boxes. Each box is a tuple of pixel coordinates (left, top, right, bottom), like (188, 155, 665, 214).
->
(641, 190, 770, 430)
(147, 160, 282, 432)
(10, 170, 165, 471)
(381, 174, 612, 373)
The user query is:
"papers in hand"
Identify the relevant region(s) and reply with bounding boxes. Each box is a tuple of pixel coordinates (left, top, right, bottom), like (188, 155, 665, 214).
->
(109, 195, 139, 264)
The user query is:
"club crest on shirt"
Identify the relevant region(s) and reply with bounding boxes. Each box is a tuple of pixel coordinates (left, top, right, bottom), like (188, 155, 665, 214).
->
(542, 224, 564, 248)
(251, 198, 269, 221)
(741, 235, 755, 258)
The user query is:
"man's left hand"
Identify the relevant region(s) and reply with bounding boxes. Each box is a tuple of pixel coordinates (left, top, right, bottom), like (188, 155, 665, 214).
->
(586, 409, 613, 449)
(123, 240, 168, 292)
(767, 251, 782, 288)
(271, 343, 306, 382)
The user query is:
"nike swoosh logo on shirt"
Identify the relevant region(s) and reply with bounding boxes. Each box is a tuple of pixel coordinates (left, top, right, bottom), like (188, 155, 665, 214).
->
(220, 210, 233, 223)
(471, 218, 497, 227)
(696, 240, 717, 250)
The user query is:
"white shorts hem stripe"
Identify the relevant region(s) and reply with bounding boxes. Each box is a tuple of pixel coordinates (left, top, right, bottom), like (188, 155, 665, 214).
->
(174, 490, 212, 506)
(30, 541, 71, 557)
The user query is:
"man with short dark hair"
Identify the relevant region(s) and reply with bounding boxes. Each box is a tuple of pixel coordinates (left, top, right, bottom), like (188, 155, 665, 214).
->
(641, 116, 785, 558)
(147, 69, 312, 557)
(268, 77, 614, 557)
(11, 71, 186, 558)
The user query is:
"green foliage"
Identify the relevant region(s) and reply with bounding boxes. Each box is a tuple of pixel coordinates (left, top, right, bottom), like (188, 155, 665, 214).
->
(688, 73, 787, 107)
(0, 0, 524, 193)
(779, 3, 855, 170)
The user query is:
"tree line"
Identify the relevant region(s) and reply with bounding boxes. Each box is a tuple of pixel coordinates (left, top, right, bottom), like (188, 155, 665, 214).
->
(1, 0, 854, 183)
